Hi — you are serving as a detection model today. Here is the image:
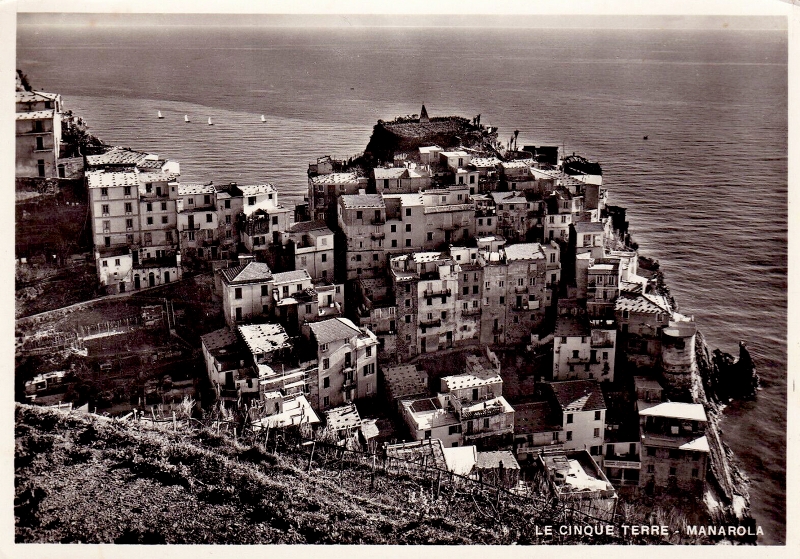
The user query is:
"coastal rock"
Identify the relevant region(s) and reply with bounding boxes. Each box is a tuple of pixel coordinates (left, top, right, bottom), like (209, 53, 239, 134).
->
(696, 332, 759, 404)
(692, 330, 754, 526)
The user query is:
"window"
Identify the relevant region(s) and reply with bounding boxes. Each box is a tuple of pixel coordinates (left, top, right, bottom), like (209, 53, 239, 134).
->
(248, 196, 256, 206)
(424, 430, 432, 440)
(499, 296, 505, 305)
(224, 200, 230, 209)
(206, 213, 213, 223)
(566, 414, 573, 424)
(427, 298, 432, 306)
(561, 215, 567, 223)
(594, 410, 601, 421)
(322, 358, 330, 370)
(234, 288, 242, 299)
(448, 425, 461, 435)
(356, 211, 363, 220)
(123, 186, 131, 196)
(320, 343, 328, 352)
(101, 204, 109, 215)
(594, 428, 600, 438)
(323, 396, 330, 407)
(363, 363, 375, 376)
(405, 239, 411, 247)
(669, 449, 680, 459)
(124, 202, 132, 213)
(669, 467, 677, 476)
(102, 220, 111, 232)
(405, 208, 411, 217)
(463, 287, 469, 296)
(162, 216, 168, 224)
(427, 232, 433, 241)
(356, 255, 361, 262)
(486, 218, 492, 226)
(147, 217, 154, 225)
(261, 285, 269, 296)
(647, 447, 656, 457)
(373, 254, 379, 261)
(646, 464, 655, 474)
(566, 431, 573, 441)
(235, 307, 242, 321)
(405, 315, 411, 323)
(498, 280, 504, 287)
(102, 260, 108, 267)
(392, 240, 398, 248)
(366, 346, 372, 357)
(188, 231, 195, 241)
(225, 214, 231, 224)
(405, 299, 411, 307)
(145, 184, 152, 193)
(483, 418, 490, 429)
(204, 195, 211, 205)
(146, 203, 153, 212)
(602, 352, 608, 360)
(405, 224, 411, 232)
(691, 468, 699, 478)
(272, 216, 278, 226)
(441, 311, 447, 320)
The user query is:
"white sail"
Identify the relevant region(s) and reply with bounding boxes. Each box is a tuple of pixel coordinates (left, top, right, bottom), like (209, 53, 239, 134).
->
(208, 117, 213, 125)
(184, 115, 190, 122)
(261, 114, 266, 122)
(157, 111, 163, 119)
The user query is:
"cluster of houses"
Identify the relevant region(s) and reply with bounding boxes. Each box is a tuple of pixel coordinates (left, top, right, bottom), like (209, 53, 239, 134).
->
(22, 92, 709, 503)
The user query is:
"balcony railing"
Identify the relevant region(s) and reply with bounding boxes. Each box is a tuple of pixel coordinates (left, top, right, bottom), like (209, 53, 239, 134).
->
(371, 231, 385, 240)
(514, 285, 529, 294)
(181, 224, 200, 231)
(342, 378, 357, 390)
(567, 356, 590, 364)
(461, 307, 481, 316)
(371, 218, 386, 225)
(423, 288, 451, 298)
(591, 337, 615, 348)
(420, 318, 442, 329)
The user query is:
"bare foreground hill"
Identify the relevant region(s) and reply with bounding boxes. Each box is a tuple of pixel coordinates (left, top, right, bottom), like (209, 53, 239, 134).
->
(15, 404, 720, 545)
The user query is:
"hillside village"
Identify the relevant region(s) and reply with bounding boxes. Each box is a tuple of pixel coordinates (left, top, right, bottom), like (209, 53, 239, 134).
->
(16, 79, 735, 529)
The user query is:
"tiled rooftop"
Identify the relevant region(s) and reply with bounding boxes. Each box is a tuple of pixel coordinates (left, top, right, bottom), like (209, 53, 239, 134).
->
(325, 403, 362, 431)
(86, 147, 148, 166)
(16, 110, 54, 120)
(220, 261, 273, 284)
(574, 221, 606, 234)
(308, 317, 362, 345)
(286, 220, 331, 234)
(503, 243, 545, 262)
(340, 194, 384, 209)
(86, 171, 140, 189)
(271, 269, 312, 284)
(309, 172, 360, 185)
(548, 380, 606, 413)
(237, 323, 291, 356)
(615, 294, 669, 315)
(200, 327, 239, 352)
(238, 184, 277, 196)
(555, 316, 590, 338)
(475, 451, 520, 470)
(178, 183, 216, 196)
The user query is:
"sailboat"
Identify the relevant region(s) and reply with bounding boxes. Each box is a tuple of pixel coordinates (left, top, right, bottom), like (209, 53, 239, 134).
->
(208, 117, 214, 126)
(157, 111, 164, 119)
(184, 115, 190, 123)
(260, 114, 266, 123)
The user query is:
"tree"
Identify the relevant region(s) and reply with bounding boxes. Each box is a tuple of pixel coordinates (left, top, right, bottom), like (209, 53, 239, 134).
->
(513, 130, 520, 152)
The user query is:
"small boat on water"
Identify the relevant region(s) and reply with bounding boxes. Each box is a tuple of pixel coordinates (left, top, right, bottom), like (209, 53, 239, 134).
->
(261, 114, 266, 123)
(157, 111, 164, 119)
(643, 135, 648, 140)
(184, 115, 190, 123)
(208, 117, 214, 126)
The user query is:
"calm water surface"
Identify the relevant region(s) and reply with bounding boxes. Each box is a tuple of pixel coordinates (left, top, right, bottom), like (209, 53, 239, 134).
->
(17, 25, 787, 543)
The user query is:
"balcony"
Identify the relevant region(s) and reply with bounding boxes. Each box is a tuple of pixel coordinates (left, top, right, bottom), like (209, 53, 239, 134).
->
(591, 337, 615, 348)
(567, 356, 590, 364)
(342, 377, 357, 391)
(181, 224, 200, 231)
(423, 288, 451, 298)
(461, 307, 481, 316)
(492, 325, 503, 334)
(371, 218, 386, 225)
(420, 318, 441, 329)
(514, 285, 529, 294)
(371, 231, 385, 240)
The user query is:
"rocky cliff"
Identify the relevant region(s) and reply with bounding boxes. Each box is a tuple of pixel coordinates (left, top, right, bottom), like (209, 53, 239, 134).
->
(692, 330, 758, 536)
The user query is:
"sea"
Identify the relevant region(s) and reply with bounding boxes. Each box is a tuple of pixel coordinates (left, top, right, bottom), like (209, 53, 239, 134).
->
(16, 24, 787, 544)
